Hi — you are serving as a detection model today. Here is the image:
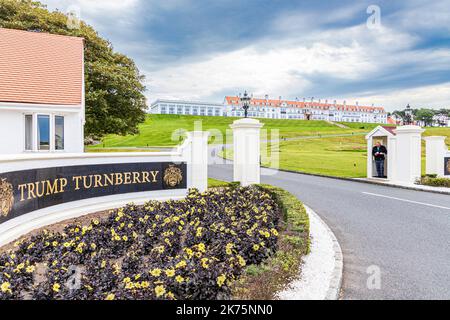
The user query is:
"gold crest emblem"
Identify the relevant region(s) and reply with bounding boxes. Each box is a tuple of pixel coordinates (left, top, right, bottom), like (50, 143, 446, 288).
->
(0, 178, 14, 217)
(163, 165, 183, 187)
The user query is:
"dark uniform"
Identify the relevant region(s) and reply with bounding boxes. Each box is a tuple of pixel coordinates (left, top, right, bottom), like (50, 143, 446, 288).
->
(372, 145, 387, 178)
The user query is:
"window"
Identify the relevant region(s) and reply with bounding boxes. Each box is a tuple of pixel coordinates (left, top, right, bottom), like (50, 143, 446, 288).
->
(55, 116, 65, 150)
(25, 115, 33, 151)
(37, 115, 50, 151)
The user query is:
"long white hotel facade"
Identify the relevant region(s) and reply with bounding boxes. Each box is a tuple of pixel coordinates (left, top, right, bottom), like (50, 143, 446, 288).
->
(150, 96, 388, 124)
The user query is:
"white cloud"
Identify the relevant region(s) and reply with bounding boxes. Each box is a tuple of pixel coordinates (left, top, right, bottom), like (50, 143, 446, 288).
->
(355, 82, 450, 110)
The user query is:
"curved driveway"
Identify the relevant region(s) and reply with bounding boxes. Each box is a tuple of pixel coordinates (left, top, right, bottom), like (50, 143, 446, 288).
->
(209, 156, 450, 300)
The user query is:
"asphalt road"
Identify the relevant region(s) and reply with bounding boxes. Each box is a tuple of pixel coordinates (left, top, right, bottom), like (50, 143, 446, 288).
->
(209, 157, 450, 300)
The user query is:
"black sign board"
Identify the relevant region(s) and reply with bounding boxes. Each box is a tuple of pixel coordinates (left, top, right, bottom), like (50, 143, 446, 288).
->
(445, 157, 450, 176)
(0, 162, 186, 224)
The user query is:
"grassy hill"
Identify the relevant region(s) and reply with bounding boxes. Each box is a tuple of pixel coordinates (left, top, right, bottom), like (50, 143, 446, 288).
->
(88, 114, 375, 148)
(89, 114, 450, 179)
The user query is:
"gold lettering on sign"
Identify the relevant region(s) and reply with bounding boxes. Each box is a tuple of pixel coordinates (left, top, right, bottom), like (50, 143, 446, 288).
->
(18, 178, 68, 201)
(16, 170, 165, 203)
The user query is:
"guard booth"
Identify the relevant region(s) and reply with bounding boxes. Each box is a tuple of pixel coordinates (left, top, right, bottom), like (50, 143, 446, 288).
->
(365, 126, 397, 180)
(365, 125, 425, 184)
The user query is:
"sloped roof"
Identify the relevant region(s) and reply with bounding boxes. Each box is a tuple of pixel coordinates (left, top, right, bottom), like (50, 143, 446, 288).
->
(225, 96, 385, 113)
(0, 28, 84, 106)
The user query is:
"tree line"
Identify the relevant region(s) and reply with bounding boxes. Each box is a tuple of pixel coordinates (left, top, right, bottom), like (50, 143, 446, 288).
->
(389, 108, 450, 127)
(0, 0, 147, 139)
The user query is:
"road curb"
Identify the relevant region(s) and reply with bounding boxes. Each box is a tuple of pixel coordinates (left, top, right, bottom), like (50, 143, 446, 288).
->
(270, 168, 450, 195)
(277, 205, 343, 300)
(306, 205, 344, 300)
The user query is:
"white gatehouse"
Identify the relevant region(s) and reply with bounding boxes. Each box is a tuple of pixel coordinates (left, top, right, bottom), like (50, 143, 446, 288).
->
(366, 125, 425, 184)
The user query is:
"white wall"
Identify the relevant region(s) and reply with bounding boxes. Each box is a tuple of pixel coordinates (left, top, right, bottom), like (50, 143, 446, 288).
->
(0, 109, 24, 154)
(0, 106, 84, 155)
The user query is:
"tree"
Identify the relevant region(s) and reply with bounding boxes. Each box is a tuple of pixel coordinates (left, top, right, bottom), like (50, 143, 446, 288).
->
(415, 108, 435, 127)
(0, 0, 147, 138)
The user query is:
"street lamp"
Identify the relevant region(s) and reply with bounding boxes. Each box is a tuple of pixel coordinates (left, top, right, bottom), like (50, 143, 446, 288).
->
(240, 91, 251, 118)
(404, 104, 413, 125)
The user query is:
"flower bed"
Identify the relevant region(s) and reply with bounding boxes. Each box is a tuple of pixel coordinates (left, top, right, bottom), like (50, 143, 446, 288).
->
(0, 187, 280, 300)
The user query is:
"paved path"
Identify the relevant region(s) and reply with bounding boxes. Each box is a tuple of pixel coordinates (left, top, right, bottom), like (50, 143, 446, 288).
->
(209, 159, 450, 300)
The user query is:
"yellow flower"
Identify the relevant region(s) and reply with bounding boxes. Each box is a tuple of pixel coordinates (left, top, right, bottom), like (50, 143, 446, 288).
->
(52, 283, 61, 293)
(93, 219, 100, 225)
(155, 285, 166, 297)
(141, 281, 150, 289)
(166, 291, 176, 300)
(196, 227, 203, 237)
(253, 244, 260, 251)
(105, 293, 115, 300)
(237, 255, 246, 267)
(175, 275, 184, 283)
(1, 282, 11, 294)
(175, 260, 187, 269)
(150, 268, 162, 277)
(165, 269, 175, 277)
(217, 274, 226, 287)
(90, 243, 97, 250)
(270, 228, 279, 236)
(197, 243, 206, 253)
(123, 277, 131, 283)
(26, 265, 35, 273)
(122, 235, 128, 242)
(225, 243, 234, 255)
(201, 258, 209, 269)
(101, 260, 107, 268)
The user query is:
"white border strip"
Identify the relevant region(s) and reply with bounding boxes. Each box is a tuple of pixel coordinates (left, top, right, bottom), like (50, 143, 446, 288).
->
(277, 205, 343, 300)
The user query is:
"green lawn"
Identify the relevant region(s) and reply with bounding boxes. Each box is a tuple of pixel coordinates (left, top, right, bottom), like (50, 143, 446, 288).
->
(88, 114, 371, 149)
(222, 127, 450, 178)
(88, 114, 450, 179)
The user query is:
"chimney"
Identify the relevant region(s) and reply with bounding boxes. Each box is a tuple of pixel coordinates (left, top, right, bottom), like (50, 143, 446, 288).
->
(325, 99, 328, 104)
(318, 99, 321, 104)
(356, 101, 359, 106)
(334, 100, 337, 105)
(344, 100, 347, 106)
(265, 94, 269, 101)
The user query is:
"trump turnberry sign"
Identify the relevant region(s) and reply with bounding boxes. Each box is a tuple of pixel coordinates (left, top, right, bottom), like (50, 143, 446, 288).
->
(0, 162, 187, 223)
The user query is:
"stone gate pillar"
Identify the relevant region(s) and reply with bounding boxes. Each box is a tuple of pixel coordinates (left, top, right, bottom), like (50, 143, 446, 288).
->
(424, 136, 446, 177)
(394, 125, 425, 184)
(230, 118, 264, 186)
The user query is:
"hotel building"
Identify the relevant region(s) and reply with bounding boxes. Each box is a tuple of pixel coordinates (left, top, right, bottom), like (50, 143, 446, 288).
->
(224, 96, 387, 123)
(150, 96, 387, 124)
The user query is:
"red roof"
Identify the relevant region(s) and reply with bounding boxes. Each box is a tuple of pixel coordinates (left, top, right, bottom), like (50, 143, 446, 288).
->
(0, 28, 84, 106)
(382, 126, 397, 135)
(225, 96, 385, 113)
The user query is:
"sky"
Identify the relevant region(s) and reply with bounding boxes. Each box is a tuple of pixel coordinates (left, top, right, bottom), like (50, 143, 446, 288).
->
(44, 0, 450, 111)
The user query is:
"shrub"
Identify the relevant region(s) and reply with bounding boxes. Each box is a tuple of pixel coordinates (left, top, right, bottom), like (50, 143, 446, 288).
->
(0, 187, 280, 300)
(418, 176, 450, 188)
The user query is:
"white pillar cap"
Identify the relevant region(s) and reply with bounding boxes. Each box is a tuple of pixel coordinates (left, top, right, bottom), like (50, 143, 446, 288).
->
(229, 118, 264, 129)
(394, 125, 425, 134)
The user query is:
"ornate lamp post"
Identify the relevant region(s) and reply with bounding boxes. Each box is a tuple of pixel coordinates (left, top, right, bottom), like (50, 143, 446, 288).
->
(240, 91, 251, 118)
(404, 104, 413, 125)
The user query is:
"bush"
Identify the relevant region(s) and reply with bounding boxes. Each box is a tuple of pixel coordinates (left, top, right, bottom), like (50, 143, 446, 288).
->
(0, 187, 280, 300)
(418, 175, 450, 188)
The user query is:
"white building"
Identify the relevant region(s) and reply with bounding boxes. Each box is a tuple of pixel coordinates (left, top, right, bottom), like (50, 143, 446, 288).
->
(224, 96, 388, 124)
(149, 96, 387, 124)
(150, 99, 224, 117)
(0, 28, 85, 155)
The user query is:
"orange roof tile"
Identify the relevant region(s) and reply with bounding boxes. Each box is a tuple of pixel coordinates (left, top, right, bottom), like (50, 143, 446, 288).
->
(0, 28, 84, 106)
(225, 96, 385, 113)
